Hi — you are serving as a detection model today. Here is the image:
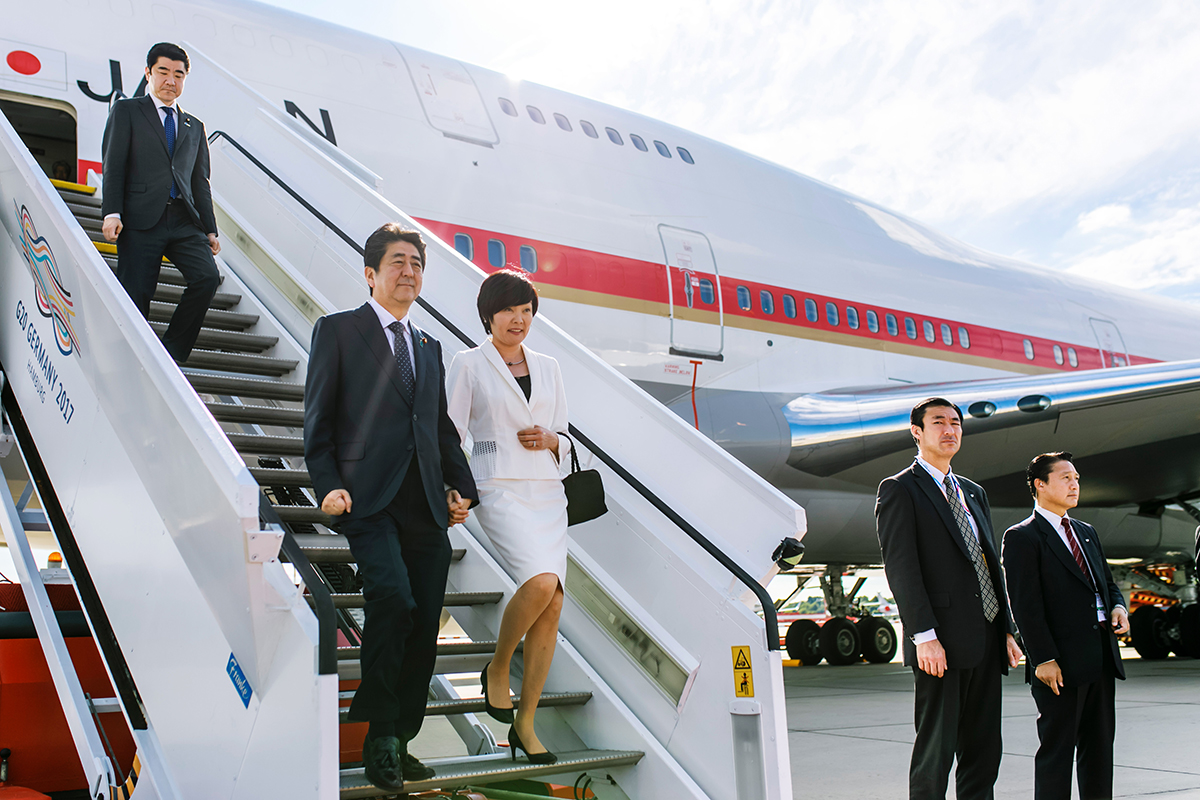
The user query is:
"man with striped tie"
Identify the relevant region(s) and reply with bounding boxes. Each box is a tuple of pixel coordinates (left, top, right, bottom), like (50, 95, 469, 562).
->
(1003, 453, 1129, 800)
(876, 398, 1023, 800)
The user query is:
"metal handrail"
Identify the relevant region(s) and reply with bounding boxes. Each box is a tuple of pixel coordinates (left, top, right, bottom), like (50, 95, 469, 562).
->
(209, 131, 780, 649)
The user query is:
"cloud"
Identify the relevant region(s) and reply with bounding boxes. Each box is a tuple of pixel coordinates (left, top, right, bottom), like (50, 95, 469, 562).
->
(1067, 203, 1200, 300)
(1076, 204, 1132, 234)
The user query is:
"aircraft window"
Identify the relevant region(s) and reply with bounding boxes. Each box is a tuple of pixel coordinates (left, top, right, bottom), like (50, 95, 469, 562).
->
(342, 55, 363, 74)
(454, 233, 473, 261)
(904, 317, 917, 339)
(580, 120, 599, 138)
(886, 313, 898, 336)
(866, 310, 879, 333)
(654, 140, 671, 158)
(553, 113, 572, 131)
(1053, 344, 1064, 365)
(846, 306, 859, 330)
(606, 128, 624, 145)
(783, 294, 797, 319)
(520, 245, 538, 273)
(498, 98, 518, 117)
(1067, 347, 1078, 367)
(630, 134, 649, 152)
(941, 323, 952, 346)
(699, 279, 715, 304)
(527, 106, 546, 124)
(958, 327, 970, 349)
(1023, 339, 1035, 360)
(923, 320, 935, 342)
(677, 147, 695, 164)
(737, 286, 752, 311)
(826, 302, 839, 326)
(805, 298, 818, 322)
(488, 239, 505, 268)
(760, 290, 775, 315)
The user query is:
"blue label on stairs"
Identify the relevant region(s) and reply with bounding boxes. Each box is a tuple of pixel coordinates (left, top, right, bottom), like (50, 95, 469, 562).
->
(227, 653, 253, 708)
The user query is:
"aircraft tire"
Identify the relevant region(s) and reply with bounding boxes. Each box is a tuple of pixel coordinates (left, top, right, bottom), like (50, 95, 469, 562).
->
(785, 619, 823, 665)
(819, 617, 861, 666)
(857, 617, 898, 663)
(1178, 605, 1200, 659)
(1129, 606, 1172, 660)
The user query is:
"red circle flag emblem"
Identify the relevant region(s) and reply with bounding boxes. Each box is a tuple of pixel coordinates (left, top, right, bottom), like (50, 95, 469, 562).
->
(6, 50, 42, 75)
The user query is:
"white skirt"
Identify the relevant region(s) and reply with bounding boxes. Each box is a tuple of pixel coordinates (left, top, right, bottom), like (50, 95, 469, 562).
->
(473, 478, 568, 588)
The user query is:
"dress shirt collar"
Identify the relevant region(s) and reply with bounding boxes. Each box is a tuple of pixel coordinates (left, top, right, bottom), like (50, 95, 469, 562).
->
(1034, 503, 1069, 530)
(149, 91, 176, 113)
(915, 456, 955, 487)
(368, 296, 409, 334)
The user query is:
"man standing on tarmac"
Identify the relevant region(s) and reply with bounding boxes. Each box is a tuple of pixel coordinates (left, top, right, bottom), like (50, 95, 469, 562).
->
(1002, 452, 1129, 799)
(876, 398, 1023, 800)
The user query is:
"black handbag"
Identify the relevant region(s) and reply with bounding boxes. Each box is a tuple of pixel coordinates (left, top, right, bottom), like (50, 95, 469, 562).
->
(558, 432, 607, 526)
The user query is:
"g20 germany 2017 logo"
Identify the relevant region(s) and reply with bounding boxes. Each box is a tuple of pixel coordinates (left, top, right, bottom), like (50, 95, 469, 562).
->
(15, 201, 79, 356)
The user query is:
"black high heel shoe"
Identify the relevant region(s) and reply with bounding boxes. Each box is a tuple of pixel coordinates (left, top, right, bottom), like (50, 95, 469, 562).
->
(508, 724, 557, 765)
(480, 661, 514, 724)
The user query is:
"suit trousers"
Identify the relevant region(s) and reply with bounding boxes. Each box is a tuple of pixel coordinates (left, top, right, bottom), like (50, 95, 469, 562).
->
(911, 626, 1003, 800)
(1031, 629, 1117, 800)
(340, 461, 451, 742)
(116, 201, 219, 362)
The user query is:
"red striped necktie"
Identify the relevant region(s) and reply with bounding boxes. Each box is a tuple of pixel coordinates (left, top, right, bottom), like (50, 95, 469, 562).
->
(1061, 517, 1095, 591)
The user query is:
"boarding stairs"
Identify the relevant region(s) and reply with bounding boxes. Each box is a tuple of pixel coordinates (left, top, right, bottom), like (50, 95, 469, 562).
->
(0, 45, 803, 800)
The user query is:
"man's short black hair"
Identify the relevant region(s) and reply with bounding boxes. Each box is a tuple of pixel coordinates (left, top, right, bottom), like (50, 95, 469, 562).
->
(364, 223, 426, 271)
(147, 42, 190, 72)
(477, 269, 538, 334)
(1027, 451, 1074, 498)
(910, 397, 963, 428)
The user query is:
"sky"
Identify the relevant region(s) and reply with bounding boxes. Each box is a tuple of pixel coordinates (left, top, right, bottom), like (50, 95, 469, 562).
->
(258, 0, 1200, 305)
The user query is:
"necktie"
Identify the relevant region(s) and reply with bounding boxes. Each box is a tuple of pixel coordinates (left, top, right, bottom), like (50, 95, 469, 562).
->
(942, 475, 1000, 622)
(162, 106, 178, 199)
(388, 321, 415, 402)
(1061, 518, 1096, 591)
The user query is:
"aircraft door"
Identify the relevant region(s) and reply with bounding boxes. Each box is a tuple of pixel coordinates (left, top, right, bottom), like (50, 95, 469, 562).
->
(1090, 318, 1129, 367)
(393, 46, 499, 147)
(659, 224, 724, 360)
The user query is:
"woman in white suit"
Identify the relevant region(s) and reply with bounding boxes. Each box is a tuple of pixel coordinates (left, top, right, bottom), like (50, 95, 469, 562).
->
(446, 269, 570, 765)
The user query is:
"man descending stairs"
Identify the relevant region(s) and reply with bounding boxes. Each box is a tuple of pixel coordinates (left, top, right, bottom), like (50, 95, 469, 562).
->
(51, 178, 643, 797)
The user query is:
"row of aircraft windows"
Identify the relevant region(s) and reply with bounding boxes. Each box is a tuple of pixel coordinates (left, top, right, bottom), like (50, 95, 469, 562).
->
(455, 233, 538, 273)
(497, 98, 695, 164)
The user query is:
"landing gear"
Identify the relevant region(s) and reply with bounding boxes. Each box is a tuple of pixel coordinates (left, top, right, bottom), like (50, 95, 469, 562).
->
(1180, 605, 1200, 658)
(857, 616, 898, 663)
(785, 619, 823, 665)
(819, 617, 860, 665)
(1129, 606, 1171, 660)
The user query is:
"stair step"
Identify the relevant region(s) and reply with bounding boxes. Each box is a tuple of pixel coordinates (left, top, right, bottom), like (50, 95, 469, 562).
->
(272, 505, 332, 525)
(152, 324, 276, 354)
(290, 533, 464, 564)
(338, 650, 499, 680)
(150, 303, 258, 331)
(185, 373, 305, 402)
(318, 591, 503, 610)
(338, 750, 644, 798)
(208, 402, 303, 427)
(69, 203, 103, 221)
(249, 467, 311, 486)
(183, 350, 298, 377)
(336, 640, 521, 661)
(228, 433, 305, 456)
(154, 284, 241, 310)
(337, 690, 590, 722)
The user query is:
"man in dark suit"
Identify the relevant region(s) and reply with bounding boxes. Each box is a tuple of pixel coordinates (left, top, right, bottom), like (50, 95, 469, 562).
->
(304, 224, 477, 791)
(876, 398, 1023, 800)
(101, 42, 220, 363)
(1002, 452, 1129, 800)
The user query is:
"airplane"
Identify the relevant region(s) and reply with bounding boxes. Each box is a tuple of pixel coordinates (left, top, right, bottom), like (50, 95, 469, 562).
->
(2, 0, 1198, 668)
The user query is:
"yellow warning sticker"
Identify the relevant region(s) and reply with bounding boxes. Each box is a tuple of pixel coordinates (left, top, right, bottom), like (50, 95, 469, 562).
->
(732, 645, 754, 697)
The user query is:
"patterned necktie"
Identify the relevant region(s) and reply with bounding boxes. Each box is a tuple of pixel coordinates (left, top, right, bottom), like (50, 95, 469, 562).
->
(388, 321, 415, 401)
(162, 106, 178, 199)
(1061, 517, 1096, 591)
(942, 475, 999, 622)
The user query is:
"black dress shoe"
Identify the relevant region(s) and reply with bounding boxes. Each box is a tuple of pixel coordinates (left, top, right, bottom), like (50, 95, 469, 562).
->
(481, 661, 514, 724)
(362, 734, 402, 791)
(508, 725, 557, 765)
(401, 751, 435, 781)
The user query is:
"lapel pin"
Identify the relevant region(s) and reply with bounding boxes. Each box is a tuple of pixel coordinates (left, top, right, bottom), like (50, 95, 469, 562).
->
(419, 336, 427, 346)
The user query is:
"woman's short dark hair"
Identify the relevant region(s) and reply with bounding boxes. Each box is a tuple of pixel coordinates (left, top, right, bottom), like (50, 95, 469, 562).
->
(1027, 451, 1073, 498)
(364, 223, 426, 271)
(147, 42, 190, 72)
(477, 269, 538, 334)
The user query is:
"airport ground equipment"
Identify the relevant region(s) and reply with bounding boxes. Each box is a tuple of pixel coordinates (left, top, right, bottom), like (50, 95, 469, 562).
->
(0, 44, 805, 799)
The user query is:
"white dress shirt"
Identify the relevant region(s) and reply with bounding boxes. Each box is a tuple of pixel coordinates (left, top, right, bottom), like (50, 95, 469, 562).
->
(367, 296, 416, 377)
(104, 93, 179, 223)
(1033, 504, 1122, 623)
(912, 457, 981, 645)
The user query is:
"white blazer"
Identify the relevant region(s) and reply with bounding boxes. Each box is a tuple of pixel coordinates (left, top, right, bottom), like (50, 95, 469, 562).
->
(446, 339, 572, 482)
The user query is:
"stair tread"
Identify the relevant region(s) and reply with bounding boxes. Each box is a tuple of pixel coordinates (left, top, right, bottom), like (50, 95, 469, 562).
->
(320, 591, 502, 609)
(183, 349, 298, 377)
(208, 402, 304, 427)
(53, 180, 98, 197)
(154, 285, 241, 310)
(186, 372, 305, 401)
(150, 303, 258, 331)
(227, 433, 305, 456)
(290, 532, 464, 563)
(338, 691, 592, 721)
(272, 505, 332, 524)
(338, 749, 644, 797)
(152, 324, 275, 353)
(336, 640, 521, 660)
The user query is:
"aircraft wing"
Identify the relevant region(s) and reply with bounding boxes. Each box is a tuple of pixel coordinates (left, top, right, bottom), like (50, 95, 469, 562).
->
(782, 359, 1200, 508)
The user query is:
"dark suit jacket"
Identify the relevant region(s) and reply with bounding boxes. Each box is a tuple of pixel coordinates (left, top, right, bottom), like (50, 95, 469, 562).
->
(1003, 513, 1126, 686)
(876, 462, 1015, 671)
(303, 304, 478, 528)
(101, 95, 217, 234)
